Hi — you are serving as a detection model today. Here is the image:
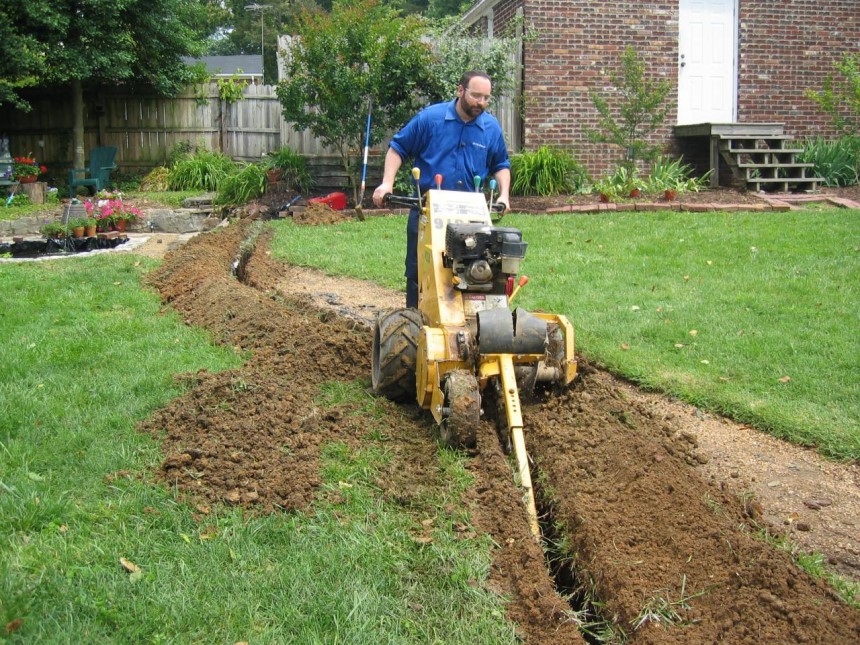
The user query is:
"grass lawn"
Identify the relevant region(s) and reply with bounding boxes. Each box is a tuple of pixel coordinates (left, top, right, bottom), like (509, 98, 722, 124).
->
(0, 256, 515, 643)
(269, 207, 860, 461)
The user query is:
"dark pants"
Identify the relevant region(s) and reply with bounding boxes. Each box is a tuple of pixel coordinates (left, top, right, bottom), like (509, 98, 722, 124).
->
(405, 208, 420, 307)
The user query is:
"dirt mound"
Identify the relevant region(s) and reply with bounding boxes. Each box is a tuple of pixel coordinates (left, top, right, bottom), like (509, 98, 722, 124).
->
(141, 221, 860, 644)
(293, 201, 352, 225)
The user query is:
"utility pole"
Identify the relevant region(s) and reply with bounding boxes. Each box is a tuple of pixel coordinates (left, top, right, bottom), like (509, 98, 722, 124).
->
(245, 4, 272, 83)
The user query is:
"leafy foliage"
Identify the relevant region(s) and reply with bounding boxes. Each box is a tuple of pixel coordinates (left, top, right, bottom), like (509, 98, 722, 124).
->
(277, 0, 436, 206)
(264, 147, 313, 192)
(799, 136, 860, 186)
(805, 52, 860, 136)
(1, 0, 209, 109)
(510, 146, 588, 196)
(588, 46, 672, 170)
(168, 150, 237, 191)
(424, 16, 525, 101)
(215, 163, 267, 205)
(216, 72, 248, 104)
(644, 155, 710, 193)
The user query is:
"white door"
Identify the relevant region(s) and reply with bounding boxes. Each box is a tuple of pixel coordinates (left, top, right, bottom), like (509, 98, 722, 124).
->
(677, 0, 738, 124)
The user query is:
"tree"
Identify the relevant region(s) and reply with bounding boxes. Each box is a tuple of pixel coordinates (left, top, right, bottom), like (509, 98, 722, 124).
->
(276, 0, 437, 206)
(805, 52, 860, 136)
(276, 1, 525, 206)
(587, 46, 671, 171)
(1, 0, 210, 169)
(424, 16, 524, 100)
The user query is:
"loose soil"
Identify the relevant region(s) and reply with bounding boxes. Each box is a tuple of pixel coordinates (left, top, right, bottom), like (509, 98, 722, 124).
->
(137, 206, 860, 643)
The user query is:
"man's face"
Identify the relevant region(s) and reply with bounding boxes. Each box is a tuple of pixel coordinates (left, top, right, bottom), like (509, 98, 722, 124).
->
(457, 77, 493, 120)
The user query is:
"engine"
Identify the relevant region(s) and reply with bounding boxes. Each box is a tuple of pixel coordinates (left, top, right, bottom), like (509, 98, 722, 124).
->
(444, 223, 527, 292)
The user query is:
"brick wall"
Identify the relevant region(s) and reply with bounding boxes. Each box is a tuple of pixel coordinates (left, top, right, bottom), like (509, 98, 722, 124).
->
(738, 1, 858, 134)
(487, 0, 857, 178)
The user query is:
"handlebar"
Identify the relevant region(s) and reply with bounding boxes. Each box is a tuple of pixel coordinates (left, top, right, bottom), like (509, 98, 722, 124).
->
(383, 193, 508, 219)
(383, 193, 421, 209)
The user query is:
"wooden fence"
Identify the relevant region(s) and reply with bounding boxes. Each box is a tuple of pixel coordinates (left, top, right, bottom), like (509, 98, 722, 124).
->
(1, 56, 520, 183)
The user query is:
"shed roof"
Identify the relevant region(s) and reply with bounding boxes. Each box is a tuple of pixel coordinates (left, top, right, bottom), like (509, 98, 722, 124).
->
(181, 55, 263, 77)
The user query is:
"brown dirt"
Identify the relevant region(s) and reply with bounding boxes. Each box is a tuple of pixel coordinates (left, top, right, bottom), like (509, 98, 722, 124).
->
(137, 211, 860, 644)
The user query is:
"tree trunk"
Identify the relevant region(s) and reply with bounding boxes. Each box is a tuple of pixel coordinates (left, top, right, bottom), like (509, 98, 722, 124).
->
(72, 79, 85, 171)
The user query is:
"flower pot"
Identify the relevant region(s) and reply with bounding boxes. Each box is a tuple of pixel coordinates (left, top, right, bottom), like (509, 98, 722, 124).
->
(267, 169, 284, 184)
(18, 175, 37, 184)
(115, 219, 127, 232)
(599, 192, 611, 203)
(85, 225, 97, 237)
(628, 188, 641, 198)
(663, 189, 677, 201)
(72, 226, 85, 238)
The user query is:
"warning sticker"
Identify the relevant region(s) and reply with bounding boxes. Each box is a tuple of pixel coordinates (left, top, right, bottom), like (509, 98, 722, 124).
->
(463, 293, 508, 316)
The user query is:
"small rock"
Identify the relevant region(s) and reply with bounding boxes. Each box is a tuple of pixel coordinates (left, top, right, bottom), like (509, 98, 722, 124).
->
(767, 480, 781, 488)
(224, 489, 241, 504)
(795, 522, 812, 532)
(803, 498, 832, 510)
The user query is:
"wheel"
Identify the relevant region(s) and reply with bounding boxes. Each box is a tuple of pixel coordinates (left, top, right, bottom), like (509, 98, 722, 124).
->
(439, 370, 480, 449)
(371, 308, 423, 402)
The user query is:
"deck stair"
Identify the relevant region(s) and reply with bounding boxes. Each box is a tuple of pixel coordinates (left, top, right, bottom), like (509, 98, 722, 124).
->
(674, 123, 823, 193)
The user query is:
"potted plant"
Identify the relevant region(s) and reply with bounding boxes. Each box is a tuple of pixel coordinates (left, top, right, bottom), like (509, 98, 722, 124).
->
(69, 217, 88, 238)
(611, 166, 645, 198)
(264, 147, 312, 192)
(86, 192, 143, 231)
(41, 221, 67, 239)
(592, 177, 618, 203)
(84, 217, 98, 237)
(8, 154, 47, 183)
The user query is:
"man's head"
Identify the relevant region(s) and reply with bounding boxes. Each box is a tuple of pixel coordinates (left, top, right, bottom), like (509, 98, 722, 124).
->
(456, 71, 493, 121)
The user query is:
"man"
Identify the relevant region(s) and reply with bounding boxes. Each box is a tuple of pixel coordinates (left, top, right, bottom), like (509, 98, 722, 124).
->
(372, 71, 511, 308)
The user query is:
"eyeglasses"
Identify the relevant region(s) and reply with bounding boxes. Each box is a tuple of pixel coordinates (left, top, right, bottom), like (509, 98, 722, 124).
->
(465, 89, 493, 104)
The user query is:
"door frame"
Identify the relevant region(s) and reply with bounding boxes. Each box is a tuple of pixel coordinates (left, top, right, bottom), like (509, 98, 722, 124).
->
(677, 0, 739, 125)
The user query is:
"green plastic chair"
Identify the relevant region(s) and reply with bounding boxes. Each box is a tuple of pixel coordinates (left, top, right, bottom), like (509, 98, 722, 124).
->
(68, 146, 118, 197)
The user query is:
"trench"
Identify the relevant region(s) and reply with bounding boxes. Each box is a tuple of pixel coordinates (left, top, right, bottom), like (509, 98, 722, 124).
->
(535, 473, 614, 644)
(152, 221, 860, 645)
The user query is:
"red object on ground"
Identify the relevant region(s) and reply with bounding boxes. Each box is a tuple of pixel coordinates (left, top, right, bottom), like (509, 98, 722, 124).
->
(308, 192, 347, 210)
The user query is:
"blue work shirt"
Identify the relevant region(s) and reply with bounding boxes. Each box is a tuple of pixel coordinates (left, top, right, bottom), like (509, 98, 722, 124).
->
(389, 99, 510, 193)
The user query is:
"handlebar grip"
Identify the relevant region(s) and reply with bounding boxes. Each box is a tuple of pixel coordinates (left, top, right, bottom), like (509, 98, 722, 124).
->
(383, 193, 421, 209)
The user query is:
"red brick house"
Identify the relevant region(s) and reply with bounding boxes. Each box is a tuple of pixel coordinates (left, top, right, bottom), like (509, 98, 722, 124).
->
(462, 0, 858, 188)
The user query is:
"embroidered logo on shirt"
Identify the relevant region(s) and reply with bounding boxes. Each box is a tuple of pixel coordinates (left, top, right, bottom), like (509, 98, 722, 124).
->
(471, 142, 487, 149)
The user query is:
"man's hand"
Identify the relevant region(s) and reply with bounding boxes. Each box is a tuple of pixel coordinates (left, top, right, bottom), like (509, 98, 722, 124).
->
(373, 183, 393, 207)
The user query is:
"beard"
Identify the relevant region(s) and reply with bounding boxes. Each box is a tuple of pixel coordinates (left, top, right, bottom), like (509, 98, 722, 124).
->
(459, 98, 484, 120)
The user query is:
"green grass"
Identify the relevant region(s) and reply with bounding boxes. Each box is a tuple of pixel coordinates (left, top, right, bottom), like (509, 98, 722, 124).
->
(0, 256, 516, 643)
(269, 208, 860, 460)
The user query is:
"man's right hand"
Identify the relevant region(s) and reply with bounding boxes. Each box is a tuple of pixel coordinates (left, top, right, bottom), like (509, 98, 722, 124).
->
(373, 183, 393, 207)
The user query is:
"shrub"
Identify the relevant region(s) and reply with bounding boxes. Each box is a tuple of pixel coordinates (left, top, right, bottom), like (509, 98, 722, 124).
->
(805, 53, 860, 136)
(587, 46, 671, 171)
(644, 155, 710, 193)
(214, 163, 267, 205)
(511, 146, 588, 196)
(168, 150, 237, 191)
(800, 136, 860, 187)
(139, 166, 171, 192)
(264, 147, 313, 192)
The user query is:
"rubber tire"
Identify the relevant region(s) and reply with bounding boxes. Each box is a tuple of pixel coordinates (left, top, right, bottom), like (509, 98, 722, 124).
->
(372, 308, 423, 402)
(439, 370, 480, 449)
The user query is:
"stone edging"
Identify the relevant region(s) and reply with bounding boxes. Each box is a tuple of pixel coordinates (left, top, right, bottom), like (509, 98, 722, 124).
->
(543, 194, 860, 214)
